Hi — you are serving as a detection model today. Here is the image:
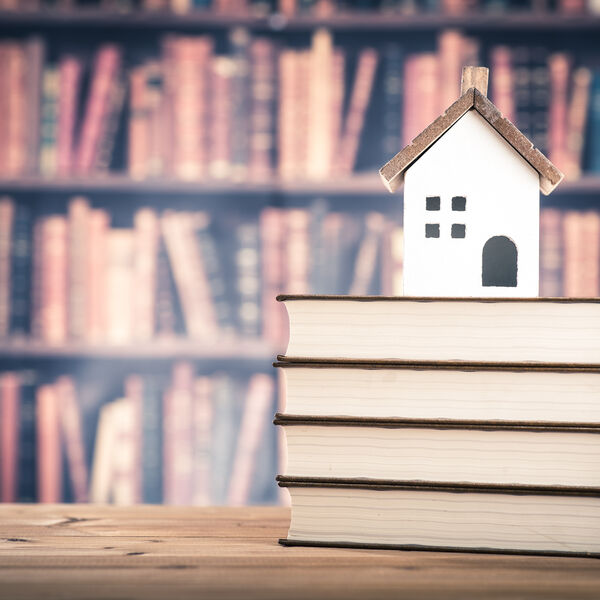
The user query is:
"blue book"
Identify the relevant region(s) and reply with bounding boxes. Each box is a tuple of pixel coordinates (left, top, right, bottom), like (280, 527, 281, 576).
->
(9, 203, 32, 337)
(587, 71, 600, 174)
(142, 375, 163, 504)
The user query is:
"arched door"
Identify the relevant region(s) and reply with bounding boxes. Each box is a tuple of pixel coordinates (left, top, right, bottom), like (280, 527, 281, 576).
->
(482, 236, 518, 287)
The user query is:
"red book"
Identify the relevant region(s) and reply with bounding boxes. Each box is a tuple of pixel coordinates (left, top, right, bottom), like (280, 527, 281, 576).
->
(336, 48, 378, 176)
(57, 55, 82, 177)
(1, 372, 20, 502)
(163, 362, 194, 505)
(55, 376, 88, 503)
(36, 384, 62, 503)
(0, 197, 14, 338)
(6, 42, 27, 177)
(227, 374, 274, 506)
(75, 44, 121, 175)
(40, 216, 68, 346)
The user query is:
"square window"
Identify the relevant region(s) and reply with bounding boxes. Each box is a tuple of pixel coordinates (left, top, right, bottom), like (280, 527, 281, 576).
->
(451, 224, 466, 238)
(425, 223, 440, 238)
(452, 196, 466, 211)
(426, 196, 440, 211)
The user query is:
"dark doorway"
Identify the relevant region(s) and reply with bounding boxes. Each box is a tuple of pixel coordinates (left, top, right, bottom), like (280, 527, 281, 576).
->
(482, 236, 518, 287)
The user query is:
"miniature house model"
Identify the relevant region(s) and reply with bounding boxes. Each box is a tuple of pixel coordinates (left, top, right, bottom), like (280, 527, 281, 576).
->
(380, 66, 563, 298)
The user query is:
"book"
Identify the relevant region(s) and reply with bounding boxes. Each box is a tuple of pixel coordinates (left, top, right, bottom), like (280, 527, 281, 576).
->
(278, 479, 600, 557)
(275, 361, 600, 423)
(275, 415, 600, 488)
(278, 296, 600, 364)
(36, 384, 62, 503)
(1, 372, 20, 502)
(0, 197, 14, 338)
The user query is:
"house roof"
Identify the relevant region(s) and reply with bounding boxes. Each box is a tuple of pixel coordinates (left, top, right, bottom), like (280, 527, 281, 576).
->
(379, 87, 563, 196)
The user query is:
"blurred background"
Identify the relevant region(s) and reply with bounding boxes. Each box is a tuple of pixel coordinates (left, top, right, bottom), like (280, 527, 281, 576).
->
(0, 0, 599, 506)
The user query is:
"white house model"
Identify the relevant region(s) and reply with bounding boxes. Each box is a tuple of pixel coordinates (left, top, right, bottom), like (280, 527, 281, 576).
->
(380, 66, 564, 298)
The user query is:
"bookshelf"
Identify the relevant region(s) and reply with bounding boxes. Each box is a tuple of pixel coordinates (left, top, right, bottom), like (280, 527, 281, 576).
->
(1, 2, 599, 509)
(1, 174, 600, 196)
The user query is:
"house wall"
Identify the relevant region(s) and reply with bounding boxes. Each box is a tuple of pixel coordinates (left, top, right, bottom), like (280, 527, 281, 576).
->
(403, 109, 540, 297)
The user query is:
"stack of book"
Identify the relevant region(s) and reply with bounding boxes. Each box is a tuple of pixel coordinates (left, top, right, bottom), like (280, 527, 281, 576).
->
(275, 295, 600, 556)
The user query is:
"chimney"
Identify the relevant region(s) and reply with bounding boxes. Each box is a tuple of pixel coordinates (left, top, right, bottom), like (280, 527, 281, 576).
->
(461, 66, 489, 96)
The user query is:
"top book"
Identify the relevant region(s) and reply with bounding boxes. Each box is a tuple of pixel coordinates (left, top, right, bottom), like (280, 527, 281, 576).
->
(278, 295, 600, 365)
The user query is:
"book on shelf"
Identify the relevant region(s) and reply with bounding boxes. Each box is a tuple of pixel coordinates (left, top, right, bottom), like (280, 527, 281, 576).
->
(3, 26, 599, 182)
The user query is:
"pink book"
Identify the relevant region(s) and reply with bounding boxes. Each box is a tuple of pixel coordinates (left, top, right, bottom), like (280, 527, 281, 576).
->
(124, 375, 144, 504)
(75, 44, 121, 175)
(490, 46, 515, 123)
(548, 53, 570, 173)
(227, 374, 274, 506)
(86, 209, 109, 343)
(37, 384, 62, 503)
(0, 197, 14, 338)
(163, 362, 194, 505)
(56, 376, 88, 503)
(1, 372, 20, 502)
(40, 216, 68, 346)
(57, 55, 82, 177)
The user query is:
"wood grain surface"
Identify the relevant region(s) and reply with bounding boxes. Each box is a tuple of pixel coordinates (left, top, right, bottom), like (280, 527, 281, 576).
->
(0, 504, 599, 600)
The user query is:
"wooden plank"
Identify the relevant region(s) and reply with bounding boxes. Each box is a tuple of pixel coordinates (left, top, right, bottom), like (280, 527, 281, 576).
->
(1, 505, 599, 600)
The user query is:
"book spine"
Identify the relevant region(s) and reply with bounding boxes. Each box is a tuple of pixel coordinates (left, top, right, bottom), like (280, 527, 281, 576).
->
(76, 44, 121, 175)
(1, 372, 20, 502)
(128, 65, 150, 180)
(56, 376, 88, 503)
(155, 231, 180, 337)
(349, 212, 385, 295)
(548, 53, 570, 172)
(40, 216, 68, 346)
(562, 211, 586, 297)
(17, 370, 37, 502)
(209, 56, 233, 179)
(285, 209, 310, 294)
(10, 202, 32, 339)
(39, 66, 59, 178)
(260, 207, 287, 346)
(194, 214, 234, 335)
(490, 46, 514, 123)
(124, 374, 144, 504)
(142, 375, 163, 504)
(336, 47, 378, 175)
(229, 28, 251, 181)
(0, 197, 14, 338)
(86, 209, 109, 343)
(36, 384, 62, 503)
(227, 373, 274, 506)
(307, 29, 334, 179)
(68, 197, 91, 341)
(57, 55, 82, 178)
(106, 229, 135, 344)
(6, 42, 27, 177)
(234, 220, 261, 337)
(163, 362, 194, 505)
(192, 376, 212, 505)
(133, 208, 159, 341)
(24, 36, 44, 176)
(382, 42, 403, 164)
(539, 208, 564, 297)
(94, 78, 126, 173)
(589, 70, 600, 174)
(248, 38, 276, 181)
(565, 67, 592, 179)
(438, 30, 463, 111)
(277, 49, 296, 180)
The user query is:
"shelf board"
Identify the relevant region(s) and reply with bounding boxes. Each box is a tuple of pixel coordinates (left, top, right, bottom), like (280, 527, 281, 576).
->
(1, 9, 600, 32)
(0, 337, 276, 360)
(1, 174, 599, 198)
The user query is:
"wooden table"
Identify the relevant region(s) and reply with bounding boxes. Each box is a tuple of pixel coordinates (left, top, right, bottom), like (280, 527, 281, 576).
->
(1, 505, 599, 599)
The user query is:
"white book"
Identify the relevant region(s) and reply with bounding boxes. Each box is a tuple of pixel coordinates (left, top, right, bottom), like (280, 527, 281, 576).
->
(277, 362, 600, 423)
(275, 417, 600, 488)
(278, 295, 600, 364)
(279, 481, 600, 556)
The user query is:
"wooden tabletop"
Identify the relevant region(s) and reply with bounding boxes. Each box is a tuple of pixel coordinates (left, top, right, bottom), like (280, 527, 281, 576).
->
(1, 504, 599, 600)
